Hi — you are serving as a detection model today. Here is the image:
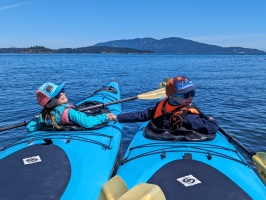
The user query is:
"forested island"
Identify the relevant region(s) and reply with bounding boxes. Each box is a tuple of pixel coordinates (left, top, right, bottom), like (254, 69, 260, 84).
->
(0, 46, 154, 54)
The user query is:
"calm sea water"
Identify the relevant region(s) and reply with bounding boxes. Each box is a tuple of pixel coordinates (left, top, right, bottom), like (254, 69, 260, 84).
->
(0, 54, 266, 161)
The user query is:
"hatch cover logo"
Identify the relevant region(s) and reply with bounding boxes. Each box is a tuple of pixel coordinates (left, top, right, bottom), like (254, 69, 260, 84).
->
(23, 155, 42, 165)
(177, 174, 201, 187)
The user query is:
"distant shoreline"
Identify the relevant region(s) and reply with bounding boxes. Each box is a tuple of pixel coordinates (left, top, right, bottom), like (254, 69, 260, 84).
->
(1, 53, 265, 55)
(1, 36, 266, 55)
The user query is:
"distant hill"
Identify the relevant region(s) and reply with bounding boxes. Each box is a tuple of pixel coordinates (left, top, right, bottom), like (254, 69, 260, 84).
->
(94, 37, 266, 54)
(0, 46, 153, 54)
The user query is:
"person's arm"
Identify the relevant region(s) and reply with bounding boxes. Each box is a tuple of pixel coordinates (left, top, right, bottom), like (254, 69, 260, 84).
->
(68, 109, 110, 128)
(184, 114, 219, 134)
(116, 107, 155, 123)
(26, 117, 42, 133)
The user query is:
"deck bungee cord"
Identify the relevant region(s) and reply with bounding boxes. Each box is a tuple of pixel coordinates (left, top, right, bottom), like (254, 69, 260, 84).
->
(121, 144, 248, 166)
(0, 131, 116, 151)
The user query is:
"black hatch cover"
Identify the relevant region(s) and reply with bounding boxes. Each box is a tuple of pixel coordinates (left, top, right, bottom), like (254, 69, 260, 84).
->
(148, 159, 251, 200)
(0, 144, 71, 200)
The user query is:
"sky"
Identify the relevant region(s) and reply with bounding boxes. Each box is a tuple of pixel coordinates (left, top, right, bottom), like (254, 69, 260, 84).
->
(0, 0, 266, 50)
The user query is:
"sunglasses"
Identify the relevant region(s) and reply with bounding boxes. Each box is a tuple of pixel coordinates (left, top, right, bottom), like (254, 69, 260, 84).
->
(54, 88, 65, 99)
(173, 90, 195, 99)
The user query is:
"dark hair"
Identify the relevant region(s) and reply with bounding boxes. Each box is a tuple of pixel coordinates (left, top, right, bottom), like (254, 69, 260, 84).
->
(41, 107, 61, 129)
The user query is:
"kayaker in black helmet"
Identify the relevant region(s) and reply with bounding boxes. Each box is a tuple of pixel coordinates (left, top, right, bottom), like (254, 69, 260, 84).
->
(26, 82, 117, 133)
(115, 76, 219, 135)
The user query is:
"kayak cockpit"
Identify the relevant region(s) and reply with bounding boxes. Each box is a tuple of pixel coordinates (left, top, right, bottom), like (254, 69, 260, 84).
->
(143, 122, 216, 141)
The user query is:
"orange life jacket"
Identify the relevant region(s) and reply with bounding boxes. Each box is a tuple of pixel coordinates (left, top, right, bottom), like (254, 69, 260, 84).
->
(152, 98, 199, 130)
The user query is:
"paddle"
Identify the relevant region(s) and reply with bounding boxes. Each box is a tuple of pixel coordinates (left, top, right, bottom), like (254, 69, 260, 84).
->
(0, 121, 28, 132)
(78, 87, 166, 111)
(252, 152, 266, 184)
(0, 87, 166, 132)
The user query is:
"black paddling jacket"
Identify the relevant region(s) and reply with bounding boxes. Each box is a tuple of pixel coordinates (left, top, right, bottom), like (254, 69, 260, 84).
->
(117, 98, 219, 135)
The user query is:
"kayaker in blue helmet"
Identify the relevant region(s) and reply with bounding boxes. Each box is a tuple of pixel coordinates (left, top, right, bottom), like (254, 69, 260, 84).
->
(115, 76, 219, 135)
(26, 82, 117, 133)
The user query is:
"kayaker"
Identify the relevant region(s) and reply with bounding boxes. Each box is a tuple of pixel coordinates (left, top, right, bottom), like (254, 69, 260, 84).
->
(115, 76, 219, 134)
(26, 82, 117, 133)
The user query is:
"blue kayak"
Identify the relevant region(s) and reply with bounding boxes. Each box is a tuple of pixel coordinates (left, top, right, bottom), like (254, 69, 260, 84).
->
(117, 121, 266, 200)
(0, 81, 123, 200)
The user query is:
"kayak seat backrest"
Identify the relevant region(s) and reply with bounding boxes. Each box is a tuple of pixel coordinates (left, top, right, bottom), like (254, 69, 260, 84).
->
(98, 175, 166, 200)
(92, 86, 118, 95)
(76, 101, 111, 116)
(144, 122, 216, 141)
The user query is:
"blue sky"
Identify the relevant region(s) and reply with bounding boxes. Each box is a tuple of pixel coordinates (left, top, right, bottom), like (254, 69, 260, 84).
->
(0, 0, 266, 50)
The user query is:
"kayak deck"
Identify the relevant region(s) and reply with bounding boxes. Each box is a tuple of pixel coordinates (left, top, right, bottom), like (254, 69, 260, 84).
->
(117, 121, 266, 200)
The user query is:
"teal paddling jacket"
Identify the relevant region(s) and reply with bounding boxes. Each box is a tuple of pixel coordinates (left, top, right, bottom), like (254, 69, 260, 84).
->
(26, 104, 109, 133)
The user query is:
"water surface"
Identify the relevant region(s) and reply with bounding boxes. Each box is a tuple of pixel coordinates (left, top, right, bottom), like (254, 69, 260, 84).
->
(0, 54, 265, 161)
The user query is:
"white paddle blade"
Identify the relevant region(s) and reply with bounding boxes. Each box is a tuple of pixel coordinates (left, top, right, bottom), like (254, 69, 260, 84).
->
(137, 88, 166, 100)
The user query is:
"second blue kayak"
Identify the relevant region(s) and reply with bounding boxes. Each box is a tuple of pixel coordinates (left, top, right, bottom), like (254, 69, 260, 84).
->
(117, 121, 266, 200)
